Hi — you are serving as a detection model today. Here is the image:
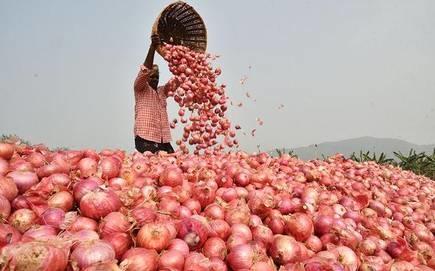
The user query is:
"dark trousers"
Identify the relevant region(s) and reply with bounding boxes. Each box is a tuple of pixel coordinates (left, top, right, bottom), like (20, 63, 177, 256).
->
(135, 136, 174, 154)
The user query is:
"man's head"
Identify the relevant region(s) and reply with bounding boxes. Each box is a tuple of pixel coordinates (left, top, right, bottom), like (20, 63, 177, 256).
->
(149, 64, 159, 90)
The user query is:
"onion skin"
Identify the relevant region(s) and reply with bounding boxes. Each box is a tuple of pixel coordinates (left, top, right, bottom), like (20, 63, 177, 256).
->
(286, 213, 314, 242)
(21, 225, 57, 242)
(70, 240, 116, 270)
(269, 235, 300, 265)
(226, 244, 254, 270)
(120, 247, 159, 271)
(177, 217, 209, 251)
(80, 191, 121, 219)
(203, 237, 227, 260)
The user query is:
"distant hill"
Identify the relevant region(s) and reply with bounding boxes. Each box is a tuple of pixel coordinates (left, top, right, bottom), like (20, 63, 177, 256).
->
(270, 137, 435, 160)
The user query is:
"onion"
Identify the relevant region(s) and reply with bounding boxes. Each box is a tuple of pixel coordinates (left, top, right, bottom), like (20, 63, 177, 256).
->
(251, 260, 276, 271)
(314, 215, 334, 236)
(21, 225, 57, 242)
(0, 158, 9, 176)
(305, 235, 323, 253)
(70, 240, 116, 270)
(137, 222, 170, 252)
(184, 252, 211, 271)
(159, 166, 183, 187)
(183, 199, 202, 214)
(47, 173, 71, 186)
(177, 217, 209, 250)
(99, 212, 131, 237)
(252, 225, 274, 247)
(6, 171, 39, 194)
(227, 243, 254, 269)
(227, 234, 249, 251)
(285, 213, 314, 242)
(78, 157, 98, 178)
(168, 239, 190, 257)
(332, 246, 358, 271)
(103, 232, 132, 260)
(159, 249, 185, 270)
(0, 176, 18, 201)
(193, 181, 217, 209)
(100, 157, 121, 180)
(39, 208, 65, 229)
(83, 261, 121, 271)
(231, 223, 252, 241)
(0, 240, 69, 270)
(0, 224, 21, 248)
(48, 191, 73, 211)
(0, 195, 11, 220)
(269, 235, 300, 265)
(390, 261, 415, 271)
(209, 219, 231, 240)
(203, 237, 227, 260)
(120, 248, 159, 271)
(73, 179, 100, 202)
(204, 203, 225, 220)
(130, 207, 156, 226)
(68, 216, 98, 232)
(210, 257, 228, 271)
(0, 143, 14, 160)
(71, 229, 100, 248)
(80, 190, 121, 219)
(8, 208, 37, 233)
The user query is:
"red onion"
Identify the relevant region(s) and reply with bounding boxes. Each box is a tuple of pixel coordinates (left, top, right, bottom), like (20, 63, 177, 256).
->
(0, 158, 9, 176)
(269, 235, 300, 265)
(285, 212, 314, 242)
(177, 217, 209, 250)
(48, 191, 73, 211)
(252, 225, 274, 247)
(68, 216, 98, 232)
(305, 235, 323, 253)
(184, 252, 211, 271)
(332, 246, 358, 271)
(39, 207, 65, 229)
(130, 207, 156, 226)
(231, 223, 252, 241)
(82, 261, 121, 271)
(193, 181, 217, 209)
(168, 238, 190, 257)
(209, 219, 231, 240)
(21, 225, 57, 242)
(0, 143, 14, 160)
(47, 173, 71, 186)
(0, 176, 18, 201)
(210, 257, 228, 271)
(314, 215, 334, 236)
(71, 240, 116, 270)
(120, 248, 159, 271)
(137, 222, 170, 252)
(204, 203, 225, 220)
(159, 249, 185, 270)
(0, 240, 69, 270)
(183, 198, 202, 214)
(73, 179, 100, 202)
(227, 243, 255, 269)
(0, 224, 21, 248)
(251, 260, 276, 271)
(100, 157, 121, 180)
(0, 194, 11, 220)
(78, 157, 98, 178)
(6, 171, 39, 194)
(70, 229, 100, 248)
(103, 232, 132, 260)
(227, 234, 249, 251)
(80, 190, 121, 219)
(203, 237, 227, 260)
(8, 208, 37, 233)
(99, 211, 131, 237)
(159, 166, 183, 187)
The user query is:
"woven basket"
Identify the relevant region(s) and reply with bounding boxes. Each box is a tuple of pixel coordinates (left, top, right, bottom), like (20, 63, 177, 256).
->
(152, 1, 207, 56)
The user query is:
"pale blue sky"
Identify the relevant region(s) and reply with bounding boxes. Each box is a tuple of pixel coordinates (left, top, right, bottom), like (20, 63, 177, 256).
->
(1, 1, 434, 152)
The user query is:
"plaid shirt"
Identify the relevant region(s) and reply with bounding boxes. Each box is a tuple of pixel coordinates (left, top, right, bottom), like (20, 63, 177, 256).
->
(133, 65, 172, 143)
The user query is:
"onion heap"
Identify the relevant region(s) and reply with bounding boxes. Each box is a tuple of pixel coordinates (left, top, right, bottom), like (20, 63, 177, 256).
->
(0, 131, 434, 270)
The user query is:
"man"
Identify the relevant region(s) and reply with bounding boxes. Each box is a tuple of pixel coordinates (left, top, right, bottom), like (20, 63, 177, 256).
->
(133, 34, 176, 154)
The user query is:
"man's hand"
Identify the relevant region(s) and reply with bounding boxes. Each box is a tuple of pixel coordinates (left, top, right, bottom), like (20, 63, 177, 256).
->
(151, 34, 161, 49)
